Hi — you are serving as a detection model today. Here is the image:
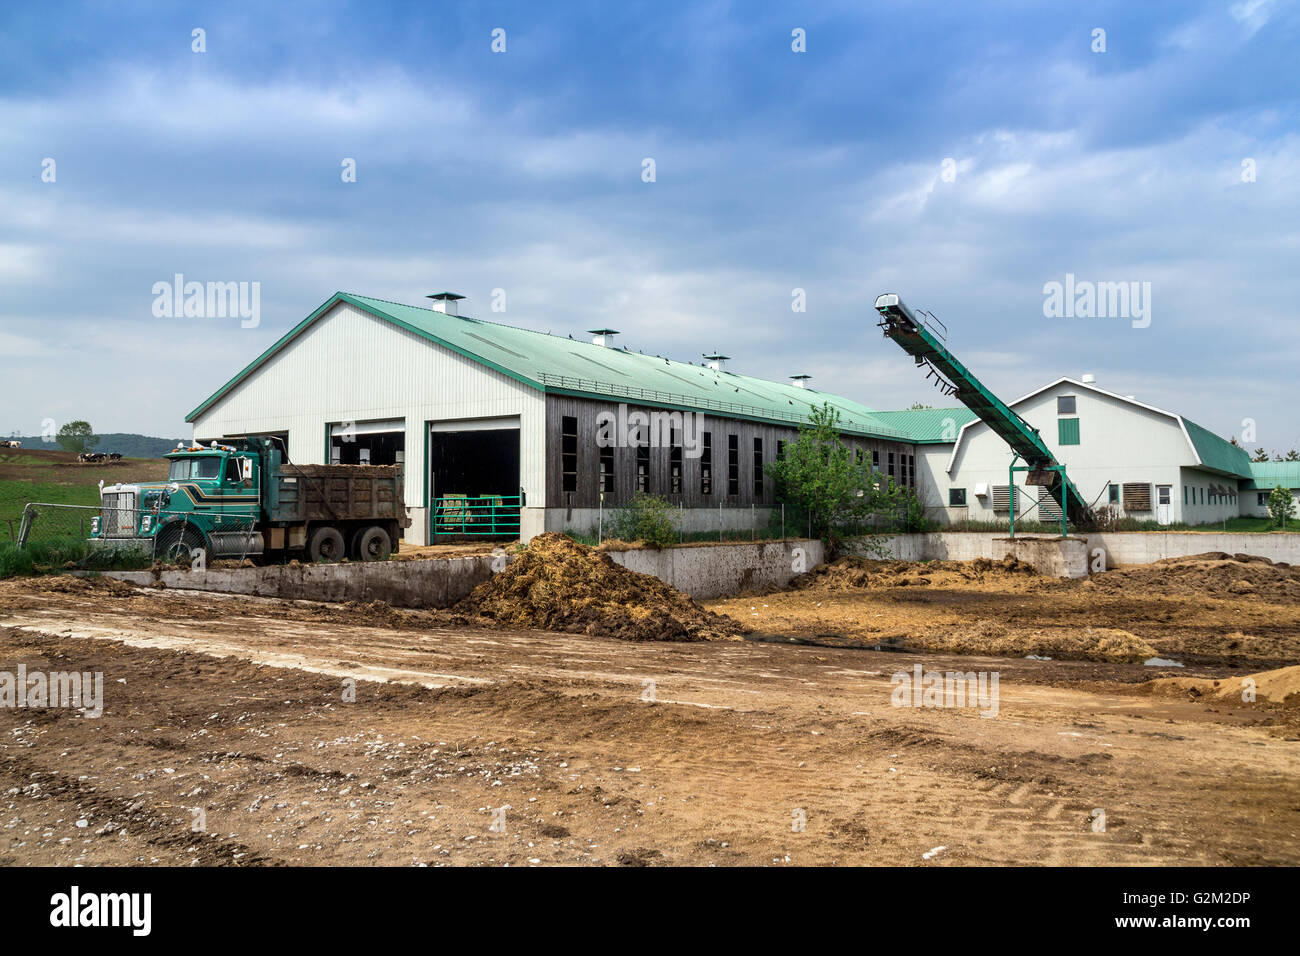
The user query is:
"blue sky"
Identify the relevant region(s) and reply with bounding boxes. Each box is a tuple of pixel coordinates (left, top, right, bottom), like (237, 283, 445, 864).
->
(2, 0, 1297, 451)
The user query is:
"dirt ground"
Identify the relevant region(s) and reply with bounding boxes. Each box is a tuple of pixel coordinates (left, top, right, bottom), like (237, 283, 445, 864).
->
(0, 552, 1297, 867)
(711, 554, 1300, 667)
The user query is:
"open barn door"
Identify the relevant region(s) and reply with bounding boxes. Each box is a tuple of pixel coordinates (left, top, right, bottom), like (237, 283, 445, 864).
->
(429, 417, 521, 539)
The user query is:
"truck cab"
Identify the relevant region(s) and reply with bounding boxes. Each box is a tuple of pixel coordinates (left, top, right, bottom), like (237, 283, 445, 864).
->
(94, 442, 263, 562)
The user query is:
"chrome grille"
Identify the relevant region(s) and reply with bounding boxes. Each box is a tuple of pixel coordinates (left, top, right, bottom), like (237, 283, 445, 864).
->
(102, 492, 137, 537)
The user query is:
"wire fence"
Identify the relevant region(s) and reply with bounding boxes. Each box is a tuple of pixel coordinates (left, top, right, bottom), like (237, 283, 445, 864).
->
(8, 501, 261, 571)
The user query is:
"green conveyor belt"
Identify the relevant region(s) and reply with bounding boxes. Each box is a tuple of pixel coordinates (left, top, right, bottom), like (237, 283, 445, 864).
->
(873, 293, 1092, 527)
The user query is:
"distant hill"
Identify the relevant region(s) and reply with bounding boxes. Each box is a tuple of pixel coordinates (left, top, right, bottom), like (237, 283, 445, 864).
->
(2, 433, 186, 458)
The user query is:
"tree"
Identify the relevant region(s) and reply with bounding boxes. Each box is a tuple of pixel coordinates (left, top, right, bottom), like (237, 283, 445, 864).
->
(769, 402, 920, 550)
(1287, 449, 1300, 462)
(907, 402, 933, 411)
(1252, 448, 1271, 462)
(56, 420, 98, 455)
(1268, 485, 1296, 529)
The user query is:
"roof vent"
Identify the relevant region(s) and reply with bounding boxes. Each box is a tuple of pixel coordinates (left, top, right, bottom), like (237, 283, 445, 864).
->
(588, 328, 620, 348)
(703, 352, 730, 372)
(1081, 372, 1096, 385)
(426, 292, 465, 316)
(790, 374, 812, 389)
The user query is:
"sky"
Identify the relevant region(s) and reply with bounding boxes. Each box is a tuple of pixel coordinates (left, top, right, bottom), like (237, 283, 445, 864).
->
(1, 0, 1297, 452)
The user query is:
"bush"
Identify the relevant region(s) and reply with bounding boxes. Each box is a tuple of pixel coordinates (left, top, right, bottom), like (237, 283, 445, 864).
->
(1268, 485, 1296, 529)
(608, 493, 678, 549)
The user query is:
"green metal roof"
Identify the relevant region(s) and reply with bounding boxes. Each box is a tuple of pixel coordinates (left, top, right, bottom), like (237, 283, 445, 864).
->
(186, 292, 912, 440)
(1180, 418, 1253, 478)
(869, 407, 978, 443)
(1245, 460, 1300, 489)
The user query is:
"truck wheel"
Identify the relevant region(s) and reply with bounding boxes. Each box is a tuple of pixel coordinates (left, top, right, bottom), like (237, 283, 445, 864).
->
(308, 526, 346, 563)
(353, 525, 392, 562)
(156, 526, 207, 567)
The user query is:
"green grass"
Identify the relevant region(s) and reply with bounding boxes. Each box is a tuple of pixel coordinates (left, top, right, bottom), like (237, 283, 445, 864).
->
(0, 450, 167, 539)
(0, 537, 154, 579)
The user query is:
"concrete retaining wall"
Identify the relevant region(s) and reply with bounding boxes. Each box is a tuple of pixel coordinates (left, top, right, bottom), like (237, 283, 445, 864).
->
(854, 531, 1300, 568)
(993, 536, 1089, 578)
(106, 555, 500, 609)
(607, 540, 823, 598)
(102, 538, 823, 606)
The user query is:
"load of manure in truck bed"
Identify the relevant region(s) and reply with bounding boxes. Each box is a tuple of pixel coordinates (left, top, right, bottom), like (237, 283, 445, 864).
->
(454, 533, 746, 641)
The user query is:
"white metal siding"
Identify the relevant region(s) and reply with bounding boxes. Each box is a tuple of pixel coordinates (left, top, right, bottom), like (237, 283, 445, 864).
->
(935, 383, 1211, 524)
(190, 302, 547, 519)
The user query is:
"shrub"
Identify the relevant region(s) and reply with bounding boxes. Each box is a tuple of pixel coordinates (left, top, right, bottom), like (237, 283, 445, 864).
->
(608, 493, 678, 549)
(1268, 485, 1296, 529)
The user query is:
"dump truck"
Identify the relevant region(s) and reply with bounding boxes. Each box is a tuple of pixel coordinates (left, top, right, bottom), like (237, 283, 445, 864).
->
(91, 436, 410, 563)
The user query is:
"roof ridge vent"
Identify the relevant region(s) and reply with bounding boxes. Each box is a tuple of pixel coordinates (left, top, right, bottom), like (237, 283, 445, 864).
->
(426, 291, 465, 316)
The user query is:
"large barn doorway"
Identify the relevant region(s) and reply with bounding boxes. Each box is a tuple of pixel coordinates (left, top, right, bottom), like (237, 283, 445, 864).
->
(429, 417, 521, 539)
(330, 419, 405, 466)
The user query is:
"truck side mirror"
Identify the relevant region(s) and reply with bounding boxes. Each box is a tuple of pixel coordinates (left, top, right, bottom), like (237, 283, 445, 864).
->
(238, 457, 253, 481)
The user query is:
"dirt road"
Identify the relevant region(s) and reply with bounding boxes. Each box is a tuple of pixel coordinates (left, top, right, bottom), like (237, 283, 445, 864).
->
(1, 575, 1297, 866)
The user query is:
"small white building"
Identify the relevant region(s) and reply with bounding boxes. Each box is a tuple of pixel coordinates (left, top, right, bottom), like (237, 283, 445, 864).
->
(914, 377, 1254, 526)
(1242, 461, 1300, 520)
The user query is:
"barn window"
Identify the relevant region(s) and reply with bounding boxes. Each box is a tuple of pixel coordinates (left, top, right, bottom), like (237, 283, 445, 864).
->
(1123, 482, 1152, 511)
(561, 415, 578, 493)
(777, 440, 786, 460)
(636, 443, 650, 493)
(949, 488, 967, 506)
(600, 443, 614, 493)
(872, 449, 879, 471)
(888, 451, 895, 480)
(992, 484, 1012, 513)
(1058, 418, 1080, 445)
(727, 434, 739, 496)
(700, 432, 712, 495)
(670, 430, 683, 494)
(1038, 487, 1063, 520)
(752, 437, 764, 496)
(1057, 395, 1077, 414)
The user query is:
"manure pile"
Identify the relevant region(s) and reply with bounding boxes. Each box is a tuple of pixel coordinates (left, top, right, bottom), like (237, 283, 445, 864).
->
(455, 533, 746, 641)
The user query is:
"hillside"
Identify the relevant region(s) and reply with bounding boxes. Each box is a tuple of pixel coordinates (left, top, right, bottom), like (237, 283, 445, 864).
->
(2, 432, 186, 458)
(0, 446, 168, 535)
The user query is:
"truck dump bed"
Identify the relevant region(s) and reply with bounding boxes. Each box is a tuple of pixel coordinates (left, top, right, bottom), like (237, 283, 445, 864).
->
(270, 463, 408, 525)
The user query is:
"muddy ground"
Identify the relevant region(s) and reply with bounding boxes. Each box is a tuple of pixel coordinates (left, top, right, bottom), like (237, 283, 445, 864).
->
(0, 555, 1297, 866)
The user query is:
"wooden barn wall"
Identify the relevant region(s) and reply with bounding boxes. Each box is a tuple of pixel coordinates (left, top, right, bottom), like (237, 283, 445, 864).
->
(543, 395, 916, 509)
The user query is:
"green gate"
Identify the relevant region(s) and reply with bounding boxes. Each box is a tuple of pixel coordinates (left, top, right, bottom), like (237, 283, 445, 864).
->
(432, 494, 522, 538)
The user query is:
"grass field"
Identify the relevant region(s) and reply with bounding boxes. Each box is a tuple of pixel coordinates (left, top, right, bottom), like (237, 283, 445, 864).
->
(0, 447, 167, 539)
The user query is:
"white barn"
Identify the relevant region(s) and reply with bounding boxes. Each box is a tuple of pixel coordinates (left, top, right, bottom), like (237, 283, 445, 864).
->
(916, 377, 1254, 526)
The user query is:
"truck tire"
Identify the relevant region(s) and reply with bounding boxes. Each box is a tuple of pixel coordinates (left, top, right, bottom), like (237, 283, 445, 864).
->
(308, 526, 346, 563)
(353, 525, 392, 562)
(156, 525, 208, 568)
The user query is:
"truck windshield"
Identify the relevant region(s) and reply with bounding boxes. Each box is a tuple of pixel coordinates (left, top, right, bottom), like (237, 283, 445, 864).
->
(169, 457, 223, 480)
